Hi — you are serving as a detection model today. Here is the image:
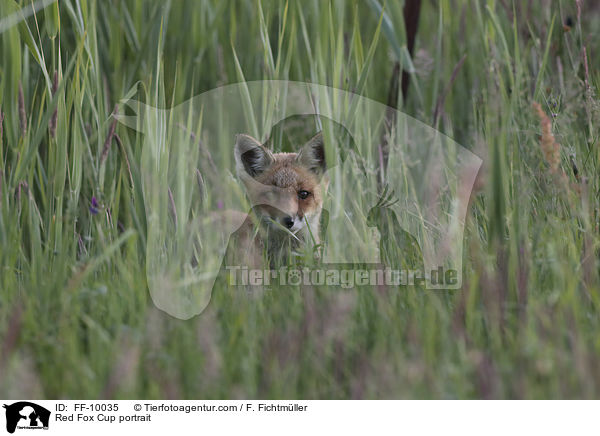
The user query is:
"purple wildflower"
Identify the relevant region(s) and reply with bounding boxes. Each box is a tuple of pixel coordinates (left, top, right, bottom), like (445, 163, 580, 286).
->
(90, 196, 99, 215)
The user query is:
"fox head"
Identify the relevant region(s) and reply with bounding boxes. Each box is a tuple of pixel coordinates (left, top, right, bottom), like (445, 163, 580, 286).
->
(234, 132, 327, 237)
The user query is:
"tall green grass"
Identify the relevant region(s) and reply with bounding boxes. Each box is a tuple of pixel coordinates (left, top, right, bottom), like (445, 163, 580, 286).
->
(0, 0, 599, 399)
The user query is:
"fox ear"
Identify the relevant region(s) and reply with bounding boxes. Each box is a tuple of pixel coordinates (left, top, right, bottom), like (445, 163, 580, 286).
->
(297, 132, 326, 176)
(235, 134, 274, 178)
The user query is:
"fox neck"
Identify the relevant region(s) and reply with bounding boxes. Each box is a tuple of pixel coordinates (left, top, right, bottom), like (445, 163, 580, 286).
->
(258, 211, 321, 266)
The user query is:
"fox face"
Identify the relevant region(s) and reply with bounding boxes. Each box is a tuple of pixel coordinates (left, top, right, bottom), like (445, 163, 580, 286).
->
(234, 132, 327, 254)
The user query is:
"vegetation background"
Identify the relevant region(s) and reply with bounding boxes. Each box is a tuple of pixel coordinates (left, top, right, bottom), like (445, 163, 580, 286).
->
(0, 0, 599, 399)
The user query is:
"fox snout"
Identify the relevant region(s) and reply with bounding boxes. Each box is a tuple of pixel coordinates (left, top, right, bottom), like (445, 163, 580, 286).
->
(278, 212, 304, 232)
(260, 209, 304, 232)
(256, 197, 305, 233)
(282, 215, 295, 229)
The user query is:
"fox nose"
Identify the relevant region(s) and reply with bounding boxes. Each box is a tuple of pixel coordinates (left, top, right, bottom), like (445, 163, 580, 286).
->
(282, 216, 294, 229)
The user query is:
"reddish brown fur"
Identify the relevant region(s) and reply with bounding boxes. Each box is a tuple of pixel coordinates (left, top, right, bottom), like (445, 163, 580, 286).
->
(253, 152, 323, 223)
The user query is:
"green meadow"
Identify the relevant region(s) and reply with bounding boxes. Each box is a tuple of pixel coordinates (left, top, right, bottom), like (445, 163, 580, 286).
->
(0, 0, 599, 399)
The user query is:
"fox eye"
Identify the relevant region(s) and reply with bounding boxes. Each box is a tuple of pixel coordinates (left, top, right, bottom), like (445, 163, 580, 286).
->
(298, 190, 310, 199)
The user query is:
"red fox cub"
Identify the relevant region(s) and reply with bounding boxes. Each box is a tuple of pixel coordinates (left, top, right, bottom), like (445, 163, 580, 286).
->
(225, 132, 328, 268)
